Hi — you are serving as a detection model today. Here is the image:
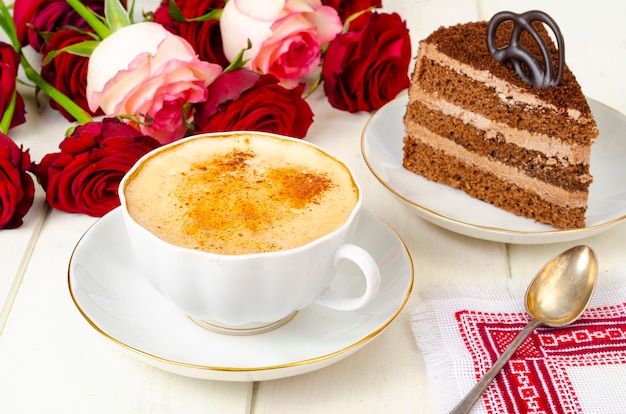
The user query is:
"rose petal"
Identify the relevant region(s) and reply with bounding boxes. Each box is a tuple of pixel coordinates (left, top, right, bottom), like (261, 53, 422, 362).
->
(233, 0, 285, 21)
(220, 0, 274, 62)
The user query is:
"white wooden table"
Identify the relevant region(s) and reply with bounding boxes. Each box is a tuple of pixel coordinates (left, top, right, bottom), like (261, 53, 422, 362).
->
(1, 1, 624, 412)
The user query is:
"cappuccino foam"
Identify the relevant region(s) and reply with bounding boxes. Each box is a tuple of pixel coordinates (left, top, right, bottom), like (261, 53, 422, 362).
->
(123, 134, 359, 255)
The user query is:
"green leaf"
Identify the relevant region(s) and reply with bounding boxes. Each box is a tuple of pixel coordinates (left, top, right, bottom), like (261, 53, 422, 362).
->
(105, 0, 131, 32)
(168, 0, 222, 23)
(41, 40, 100, 66)
(223, 39, 252, 72)
(127, 0, 137, 24)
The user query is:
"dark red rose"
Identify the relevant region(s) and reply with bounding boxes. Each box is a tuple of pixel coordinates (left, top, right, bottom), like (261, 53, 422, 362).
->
(153, 0, 229, 67)
(322, 11, 411, 112)
(31, 118, 161, 217)
(0, 43, 26, 129)
(321, 0, 382, 22)
(0, 134, 34, 229)
(41, 29, 103, 122)
(195, 69, 314, 139)
(13, 0, 106, 52)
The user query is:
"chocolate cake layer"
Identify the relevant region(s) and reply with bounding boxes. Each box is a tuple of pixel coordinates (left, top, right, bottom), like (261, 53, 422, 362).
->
(405, 99, 592, 192)
(413, 58, 597, 145)
(402, 136, 586, 228)
(424, 21, 593, 118)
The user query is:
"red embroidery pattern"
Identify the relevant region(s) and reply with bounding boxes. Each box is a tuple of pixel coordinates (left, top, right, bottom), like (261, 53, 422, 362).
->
(456, 302, 626, 413)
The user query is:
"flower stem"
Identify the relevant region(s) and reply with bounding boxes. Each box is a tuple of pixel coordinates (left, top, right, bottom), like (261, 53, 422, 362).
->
(65, 0, 111, 39)
(0, 1, 19, 51)
(20, 55, 93, 124)
(0, 89, 16, 134)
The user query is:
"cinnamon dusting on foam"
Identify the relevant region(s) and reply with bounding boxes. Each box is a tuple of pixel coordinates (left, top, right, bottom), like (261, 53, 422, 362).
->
(124, 135, 357, 255)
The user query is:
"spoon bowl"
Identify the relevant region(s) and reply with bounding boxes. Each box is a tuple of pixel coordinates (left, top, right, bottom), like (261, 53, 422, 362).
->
(526, 245, 598, 327)
(450, 245, 598, 414)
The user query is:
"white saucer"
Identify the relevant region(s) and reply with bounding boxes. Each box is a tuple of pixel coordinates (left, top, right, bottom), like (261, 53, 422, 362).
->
(362, 94, 626, 244)
(68, 208, 413, 382)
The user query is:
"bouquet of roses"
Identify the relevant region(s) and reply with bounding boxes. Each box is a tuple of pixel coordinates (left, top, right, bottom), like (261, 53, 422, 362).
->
(0, 0, 411, 229)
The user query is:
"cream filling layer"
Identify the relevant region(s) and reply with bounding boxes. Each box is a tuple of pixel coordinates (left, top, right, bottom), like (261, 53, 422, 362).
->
(411, 90, 592, 165)
(419, 43, 593, 123)
(405, 121, 587, 208)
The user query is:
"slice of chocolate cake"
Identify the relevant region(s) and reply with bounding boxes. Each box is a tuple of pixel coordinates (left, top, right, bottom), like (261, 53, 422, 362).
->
(402, 11, 599, 229)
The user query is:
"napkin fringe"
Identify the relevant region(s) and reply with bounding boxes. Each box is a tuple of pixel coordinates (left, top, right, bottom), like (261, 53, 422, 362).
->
(410, 298, 455, 408)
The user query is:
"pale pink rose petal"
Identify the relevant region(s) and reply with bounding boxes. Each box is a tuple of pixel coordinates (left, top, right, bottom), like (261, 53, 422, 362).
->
(119, 60, 219, 116)
(233, 0, 285, 21)
(302, 6, 343, 43)
(283, 0, 322, 13)
(91, 52, 153, 113)
(87, 21, 221, 114)
(220, 1, 273, 62)
(87, 22, 170, 104)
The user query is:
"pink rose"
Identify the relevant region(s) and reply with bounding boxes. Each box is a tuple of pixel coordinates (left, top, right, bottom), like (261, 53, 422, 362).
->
(220, 0, 342, 86)
(86, 22, 223, 144)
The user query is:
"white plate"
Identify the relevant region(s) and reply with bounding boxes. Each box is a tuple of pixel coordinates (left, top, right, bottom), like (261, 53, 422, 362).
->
(362, 94, 626, 244)
(68, 208, 413, 382)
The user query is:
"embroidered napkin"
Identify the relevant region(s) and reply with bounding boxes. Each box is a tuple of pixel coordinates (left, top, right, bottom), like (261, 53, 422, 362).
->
(411, 276, 626, 414)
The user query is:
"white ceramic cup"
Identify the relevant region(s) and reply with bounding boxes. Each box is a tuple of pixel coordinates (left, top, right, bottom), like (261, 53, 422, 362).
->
(118, 132, 381, 334)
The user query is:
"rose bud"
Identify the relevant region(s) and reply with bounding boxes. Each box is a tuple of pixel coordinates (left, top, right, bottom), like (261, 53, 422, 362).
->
(41, 29, 104, 122)
(31, 118, 161, 217)
(322, 11, 411, 112)
(195, 69, 314, 139)
(0, 43, 26, 129)
(0, 134, 34, 229)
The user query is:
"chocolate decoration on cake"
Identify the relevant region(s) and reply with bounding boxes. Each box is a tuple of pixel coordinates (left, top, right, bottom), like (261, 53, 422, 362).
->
(487, 10, 564, 88)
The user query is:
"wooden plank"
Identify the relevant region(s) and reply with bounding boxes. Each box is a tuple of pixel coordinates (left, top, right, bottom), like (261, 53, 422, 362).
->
(0, 209, 253, 414)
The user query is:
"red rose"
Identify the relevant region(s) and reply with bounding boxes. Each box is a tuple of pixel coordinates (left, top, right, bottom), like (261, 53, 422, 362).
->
(153, 0, 229, 67)
(321, 0, 382, 22)
(322, 11, 411, 112)
(13, 0, 106, 51)
(0, 43, 26, 129)
(31, 118, 161, 217)
(41, 29, 103, 122)
(194, 69, 314, 139)
(0, 134, 34, 229)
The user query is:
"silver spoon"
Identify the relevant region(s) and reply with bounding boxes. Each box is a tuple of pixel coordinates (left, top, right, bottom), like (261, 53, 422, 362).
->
(449, 245, 598, 414)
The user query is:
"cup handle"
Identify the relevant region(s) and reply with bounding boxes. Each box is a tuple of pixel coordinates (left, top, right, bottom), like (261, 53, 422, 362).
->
(314, 243, 381, 311)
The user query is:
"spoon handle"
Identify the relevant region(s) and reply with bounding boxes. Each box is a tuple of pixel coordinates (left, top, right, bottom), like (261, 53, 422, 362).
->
(449, 318, 543, 414)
